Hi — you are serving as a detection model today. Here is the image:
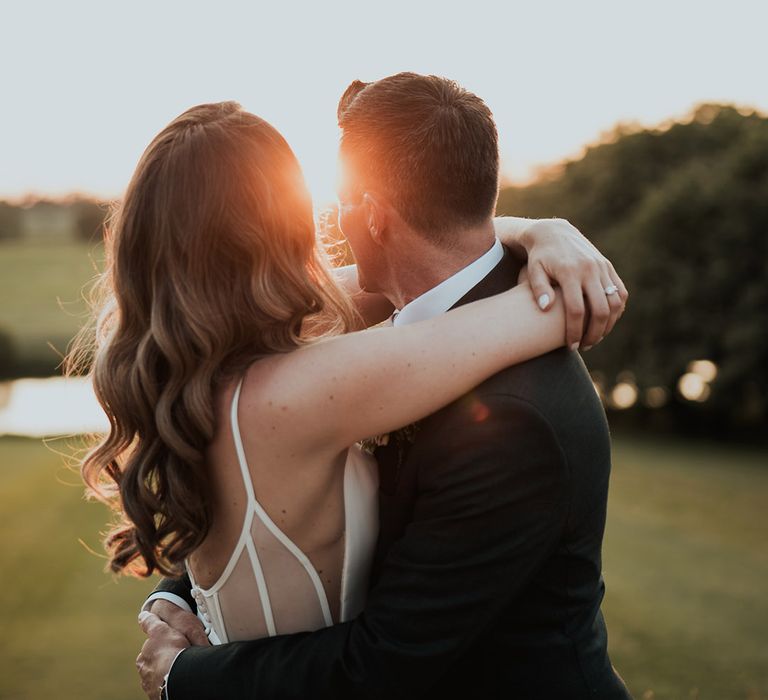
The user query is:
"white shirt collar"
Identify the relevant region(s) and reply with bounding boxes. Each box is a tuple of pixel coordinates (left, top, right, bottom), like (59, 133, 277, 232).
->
(393, 238, 504, 327)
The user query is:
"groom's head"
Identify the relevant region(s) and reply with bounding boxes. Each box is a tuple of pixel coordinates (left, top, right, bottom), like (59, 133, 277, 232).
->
(336, 73, 499, 295)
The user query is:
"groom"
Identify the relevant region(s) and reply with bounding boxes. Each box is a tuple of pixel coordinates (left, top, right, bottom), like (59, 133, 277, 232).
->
(138, 73, 631, 699)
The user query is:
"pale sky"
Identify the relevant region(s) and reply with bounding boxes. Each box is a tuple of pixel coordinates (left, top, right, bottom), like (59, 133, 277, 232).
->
(2, 0, 766, 205)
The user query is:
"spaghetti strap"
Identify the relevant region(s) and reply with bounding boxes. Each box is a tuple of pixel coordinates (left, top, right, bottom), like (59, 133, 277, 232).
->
(229, 375, 335, 628)
(230, 378, 257, 505)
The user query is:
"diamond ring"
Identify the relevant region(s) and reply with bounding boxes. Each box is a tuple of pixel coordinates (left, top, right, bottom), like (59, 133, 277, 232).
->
(604, 284, 619, 296)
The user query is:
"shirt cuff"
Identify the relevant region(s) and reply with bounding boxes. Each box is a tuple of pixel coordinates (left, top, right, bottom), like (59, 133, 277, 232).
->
(141, 592, 193, 615)
(164, 647, 187, 700)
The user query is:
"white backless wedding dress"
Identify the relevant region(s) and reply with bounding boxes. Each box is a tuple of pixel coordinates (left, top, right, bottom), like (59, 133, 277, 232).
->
(185, 378, 379, 644)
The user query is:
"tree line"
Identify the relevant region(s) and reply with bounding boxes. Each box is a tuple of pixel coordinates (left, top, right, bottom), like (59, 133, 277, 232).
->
(0, 198, 107, 243)
(496, 103, 767, 438)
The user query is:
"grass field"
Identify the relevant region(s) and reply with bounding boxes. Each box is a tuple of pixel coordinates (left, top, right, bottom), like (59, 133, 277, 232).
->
(0, 436, 152, 700)
(0, 241, 103, 368)
(0, 435, 766, 699)
(601, 437, 768, 699)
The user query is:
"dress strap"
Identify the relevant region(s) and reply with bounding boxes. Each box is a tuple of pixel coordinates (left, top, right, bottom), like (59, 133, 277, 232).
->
(231, 377, 257, 506)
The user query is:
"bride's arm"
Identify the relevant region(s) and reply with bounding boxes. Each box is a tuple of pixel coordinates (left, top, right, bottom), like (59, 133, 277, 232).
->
(257, 283, 566, 455)
(334, 217, 628, 345)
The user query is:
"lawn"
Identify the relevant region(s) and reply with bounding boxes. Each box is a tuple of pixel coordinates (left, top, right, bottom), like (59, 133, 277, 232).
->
(0, 241, 104, 370)
(0, 436, 152, 699)
(601, 437, 768, 699)
(0, 434, 766, 699)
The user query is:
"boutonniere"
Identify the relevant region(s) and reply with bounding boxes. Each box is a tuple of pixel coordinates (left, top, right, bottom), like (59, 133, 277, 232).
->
(360, 422, 420, 461)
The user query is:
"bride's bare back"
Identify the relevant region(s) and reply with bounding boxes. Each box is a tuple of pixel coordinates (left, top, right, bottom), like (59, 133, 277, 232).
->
(187, 367, 379, 642)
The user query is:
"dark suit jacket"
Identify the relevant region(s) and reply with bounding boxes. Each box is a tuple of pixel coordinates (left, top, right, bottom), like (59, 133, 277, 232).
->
(153, 250, 631, 699)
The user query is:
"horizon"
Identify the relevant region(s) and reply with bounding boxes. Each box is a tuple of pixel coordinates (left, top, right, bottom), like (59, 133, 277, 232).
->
(2, 99, 762, 208)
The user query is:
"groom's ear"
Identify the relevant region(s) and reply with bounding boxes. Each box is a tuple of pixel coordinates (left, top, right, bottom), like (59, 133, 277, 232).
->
(362, 192, 388, 246)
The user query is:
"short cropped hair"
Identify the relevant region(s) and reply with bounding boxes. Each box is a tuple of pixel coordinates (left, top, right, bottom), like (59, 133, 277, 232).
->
(337, 73, 499, 238)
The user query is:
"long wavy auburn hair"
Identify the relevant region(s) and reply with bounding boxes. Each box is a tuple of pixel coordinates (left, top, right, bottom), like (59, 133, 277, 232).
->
(68, 102, 357, 577)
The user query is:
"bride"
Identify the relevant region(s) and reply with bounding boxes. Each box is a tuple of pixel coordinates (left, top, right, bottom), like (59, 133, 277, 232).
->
(71, 101, 624, 693)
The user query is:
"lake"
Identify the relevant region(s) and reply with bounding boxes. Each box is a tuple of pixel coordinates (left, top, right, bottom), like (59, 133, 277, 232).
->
(0, 376, 108, 437)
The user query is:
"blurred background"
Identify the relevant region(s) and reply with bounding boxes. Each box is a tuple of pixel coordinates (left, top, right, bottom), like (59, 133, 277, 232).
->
(1, 1, 766, 698)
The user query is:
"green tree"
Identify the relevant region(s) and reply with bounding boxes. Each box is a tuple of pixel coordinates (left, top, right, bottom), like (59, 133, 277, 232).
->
(0, 327, 17, 379)
(0, 202, 22, 241)
(72, 199, 108, 242)
(497, 104, 768, 435)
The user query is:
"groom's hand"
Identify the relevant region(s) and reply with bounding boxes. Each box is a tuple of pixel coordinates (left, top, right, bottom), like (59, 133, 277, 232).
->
(146, 599, 210, 647)
(137, 611, 190, 699)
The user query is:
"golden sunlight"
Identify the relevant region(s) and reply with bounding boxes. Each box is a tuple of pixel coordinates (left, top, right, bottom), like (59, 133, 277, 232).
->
(688, 359, 718, 383)
(304, 161, 339, 211)
(610, 382, 638, 410)
(286, 131, 340, 211)
(678, 373, 711, 403)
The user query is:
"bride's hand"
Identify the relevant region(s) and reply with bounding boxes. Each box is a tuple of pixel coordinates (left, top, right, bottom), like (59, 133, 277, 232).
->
(495, 217, 629, 350)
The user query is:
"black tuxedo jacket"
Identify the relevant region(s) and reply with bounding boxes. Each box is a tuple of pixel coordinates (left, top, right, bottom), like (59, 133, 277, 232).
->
(153, 250, 632, 699)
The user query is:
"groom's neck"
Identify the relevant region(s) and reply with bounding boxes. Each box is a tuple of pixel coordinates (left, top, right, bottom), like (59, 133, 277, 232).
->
(384, 220, 496, 309)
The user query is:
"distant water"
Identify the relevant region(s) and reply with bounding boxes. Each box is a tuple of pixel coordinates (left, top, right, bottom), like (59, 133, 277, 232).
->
(0, 377, 109, 437)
